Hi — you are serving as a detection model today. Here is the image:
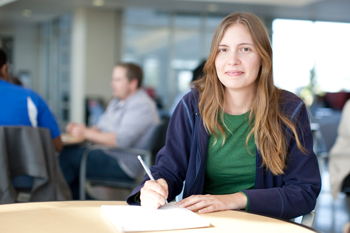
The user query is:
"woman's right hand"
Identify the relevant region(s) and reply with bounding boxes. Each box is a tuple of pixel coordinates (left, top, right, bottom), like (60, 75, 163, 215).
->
(140, 178, 168, 209)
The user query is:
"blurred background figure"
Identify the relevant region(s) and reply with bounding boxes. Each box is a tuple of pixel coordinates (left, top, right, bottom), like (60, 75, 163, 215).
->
(10, 76, 23, 86)
(0, 48, 62, 152)
(329, 99, 350, 198)
(59, 62, 160, 199)
(169, 59, 206, 114)
(0, 48, 9, 81)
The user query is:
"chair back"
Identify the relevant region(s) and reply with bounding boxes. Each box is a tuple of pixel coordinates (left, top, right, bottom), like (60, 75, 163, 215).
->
(148, 115, 170, 165)
(301, 209, 316, 227)
(79, 115, 171, 200)
(0, 126, 72, 203)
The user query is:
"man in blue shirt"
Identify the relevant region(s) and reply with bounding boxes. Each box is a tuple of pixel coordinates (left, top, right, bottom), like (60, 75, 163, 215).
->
(0, 49, 62, 151)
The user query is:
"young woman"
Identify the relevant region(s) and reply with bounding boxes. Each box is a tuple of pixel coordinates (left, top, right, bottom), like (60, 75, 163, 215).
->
(127, 12, 321, 220)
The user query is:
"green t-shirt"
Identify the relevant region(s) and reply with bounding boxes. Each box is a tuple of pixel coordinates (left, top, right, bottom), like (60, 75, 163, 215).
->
(203, 111, 256, 195)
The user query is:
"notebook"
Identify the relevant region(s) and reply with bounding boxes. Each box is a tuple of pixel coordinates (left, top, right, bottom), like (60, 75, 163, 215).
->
(101, 202, 211, 232)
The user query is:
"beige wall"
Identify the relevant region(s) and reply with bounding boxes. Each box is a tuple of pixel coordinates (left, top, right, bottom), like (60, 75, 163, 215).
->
(85, 9, 116, 99)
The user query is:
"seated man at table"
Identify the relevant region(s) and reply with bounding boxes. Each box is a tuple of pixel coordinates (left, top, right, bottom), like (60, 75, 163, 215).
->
(59, 62, 160, 199)
(0, 48, 62, 152)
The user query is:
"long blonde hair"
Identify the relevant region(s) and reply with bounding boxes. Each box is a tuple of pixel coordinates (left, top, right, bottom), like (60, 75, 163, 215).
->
(193, 12, 306, 175)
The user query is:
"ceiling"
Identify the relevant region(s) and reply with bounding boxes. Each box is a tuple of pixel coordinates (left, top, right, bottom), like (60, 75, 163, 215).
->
(1, 0, 350, 27)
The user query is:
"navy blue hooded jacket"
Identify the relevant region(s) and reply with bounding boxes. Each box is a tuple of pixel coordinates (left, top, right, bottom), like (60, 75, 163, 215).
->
(127, 88, 321, 220)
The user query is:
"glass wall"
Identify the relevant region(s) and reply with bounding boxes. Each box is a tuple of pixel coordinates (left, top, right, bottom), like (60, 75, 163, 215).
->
(122, 9, 225, 110)
(40, 14, 72, 129)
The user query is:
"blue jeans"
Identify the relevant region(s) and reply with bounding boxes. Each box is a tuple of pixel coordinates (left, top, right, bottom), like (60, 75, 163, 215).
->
(59, 146, 134, 199)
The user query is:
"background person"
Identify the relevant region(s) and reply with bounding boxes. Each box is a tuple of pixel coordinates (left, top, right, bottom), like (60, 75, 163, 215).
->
(0, 48, 62, 151)
(127, 12, 321, 220)
(169, 59, 206, 115)
(329, 99, 350, 198)
(59, 62, 160, 199)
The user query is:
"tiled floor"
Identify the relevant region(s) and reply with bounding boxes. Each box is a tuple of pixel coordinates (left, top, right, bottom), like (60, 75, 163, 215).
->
(313, 161, 350, 233)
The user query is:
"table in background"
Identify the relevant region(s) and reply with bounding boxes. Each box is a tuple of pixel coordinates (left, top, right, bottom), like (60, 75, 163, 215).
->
(0, 201, 319, 233)
(61, 133, 85, 146)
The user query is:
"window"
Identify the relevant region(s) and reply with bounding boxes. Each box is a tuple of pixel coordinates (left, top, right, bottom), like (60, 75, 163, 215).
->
(40, 14, 72, 129)
(122, 9, 224, 109)
(273, 19, 350, 95)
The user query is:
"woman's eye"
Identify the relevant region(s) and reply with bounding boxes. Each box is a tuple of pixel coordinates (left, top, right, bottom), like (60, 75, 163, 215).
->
(241, 47, 250, 52)
(218, 48, 227, 52)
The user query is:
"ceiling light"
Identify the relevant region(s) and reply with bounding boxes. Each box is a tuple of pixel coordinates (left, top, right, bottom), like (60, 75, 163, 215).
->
(0, 0, 17, 7)
(22, 9, 32, 17)
(92, 0, 104, 7)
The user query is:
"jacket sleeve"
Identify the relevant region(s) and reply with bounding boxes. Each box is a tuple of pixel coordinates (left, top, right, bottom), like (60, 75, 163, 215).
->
(127, 93, 195, 205)
(242, 102, 321, 219)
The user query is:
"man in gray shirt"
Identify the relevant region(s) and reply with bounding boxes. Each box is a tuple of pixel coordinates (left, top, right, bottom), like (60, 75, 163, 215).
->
(59, 63, 160, 199)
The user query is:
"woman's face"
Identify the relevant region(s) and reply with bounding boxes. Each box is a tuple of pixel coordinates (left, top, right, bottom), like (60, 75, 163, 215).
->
(215, 23, 261, 94)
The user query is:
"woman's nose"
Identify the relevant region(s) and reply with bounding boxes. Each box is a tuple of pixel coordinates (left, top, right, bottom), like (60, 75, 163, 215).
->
(227, 51, 240, 66)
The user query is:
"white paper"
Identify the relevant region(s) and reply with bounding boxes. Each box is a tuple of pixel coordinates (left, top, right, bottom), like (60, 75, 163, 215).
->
(101, 202, 211, 232)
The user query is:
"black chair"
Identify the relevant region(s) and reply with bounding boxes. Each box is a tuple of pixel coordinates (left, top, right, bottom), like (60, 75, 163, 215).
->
(79, 117, 170, 200)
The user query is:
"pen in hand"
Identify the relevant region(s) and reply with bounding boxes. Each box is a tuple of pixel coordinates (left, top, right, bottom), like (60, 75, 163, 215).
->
(137, 155, 168, 204)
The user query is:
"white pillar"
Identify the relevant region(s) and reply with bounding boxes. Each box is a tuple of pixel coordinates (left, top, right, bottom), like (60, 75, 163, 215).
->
(70, 8, 122, 123)
(70, 8, 87, 123)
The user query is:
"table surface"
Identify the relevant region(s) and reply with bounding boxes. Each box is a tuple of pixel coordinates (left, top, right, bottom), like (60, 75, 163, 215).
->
(0, 201, 318, 233)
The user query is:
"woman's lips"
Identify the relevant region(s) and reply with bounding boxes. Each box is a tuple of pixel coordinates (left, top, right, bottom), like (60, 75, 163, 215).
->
(225, 71, 244, 76)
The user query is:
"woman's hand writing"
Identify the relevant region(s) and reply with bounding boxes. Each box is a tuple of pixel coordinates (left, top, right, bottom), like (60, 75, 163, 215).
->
(140, 178, 168, 209)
